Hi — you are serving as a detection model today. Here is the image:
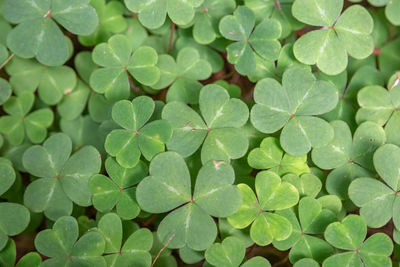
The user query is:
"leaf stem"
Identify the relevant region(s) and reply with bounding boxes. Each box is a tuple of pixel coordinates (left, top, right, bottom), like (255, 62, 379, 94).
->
(0, 53, 14, 70)
(151, 234, 175, 267)
(168, 23, 176, 54)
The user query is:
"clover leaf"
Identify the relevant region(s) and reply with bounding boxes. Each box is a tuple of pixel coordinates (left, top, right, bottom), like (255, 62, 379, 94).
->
(228, 171, 299, 246)
(205, 236, 271, 267)
(251, 67, 338, 156)
(219, 6, 282, 75)
(4, 0, 98, 66)
(349, 144, 400, 229)
(0, 203, 30, 251)
(89, 157, 148, 219)
(273, 197, 338, 264)
(23, 133, 101, 220)
(248, 137, 310, 176)
(192, 0, 236, 44)
(356, 76, 400, 146)
(323, 215, 393, 267)
(124, 0, 203, 29)
(136, 152, 241, 250)
(292, 0, 374, 75)
(312, 120, 386, 199)
(90, 34, 160, 101)
(0, 92, 54, 145)
(163, 84, 249, 163)
(5, 57, 77, 105)
(105, 96, 172, 168)
(162, 47, 212, 100)
(34, 216, 106, 267)
(96, 213, 153, 266)
(78, 0, 127, 46)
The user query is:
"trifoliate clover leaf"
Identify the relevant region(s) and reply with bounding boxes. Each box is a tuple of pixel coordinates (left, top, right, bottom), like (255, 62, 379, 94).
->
(204, 237, 246, 267)
(356, 75, 400, 146)
(248, 137, 310, 176)
(292, 0, 374, 75)
(124, 0, 203, 29)
(164, 47, 212, 101)
(293, 258, 319, 267)
(3, 0, 98, 66)
(78, 0, 128, 46)
(34, 216, 106, 267)
(323, 215, 393, 267)
(251, 67, 338, 156)
(163, 84, 249, 163)
(273, 197, 337, 264)
(312, 120, 386, 199)
(192, 0, 236, 44)
(219, 6, 282, 75)
(0, 92, 54, 145)
(90, 34, 160, 101)
(96, 213, 153, 266)
(228, 171, 299, 246)
(89, 157, 148, 219)
(349, 144, 400, 229)
(23, 133, 101, 220)
(136, 152, 241, 250)
(204, 236, 272, 267)
(0, 203, 30, 251)
(0, 158, 15, 196)
(105, 96, 172, 168)
(245, 0, 304, 38)
(5, 57, 77, 105)
(0, 78, 11, 105)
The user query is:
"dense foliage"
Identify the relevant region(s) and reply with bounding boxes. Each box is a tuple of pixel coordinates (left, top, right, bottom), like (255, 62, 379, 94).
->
(1, 0, 400, 266)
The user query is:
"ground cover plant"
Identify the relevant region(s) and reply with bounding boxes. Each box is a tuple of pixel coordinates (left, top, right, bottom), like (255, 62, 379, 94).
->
(2, 0, 400, 266)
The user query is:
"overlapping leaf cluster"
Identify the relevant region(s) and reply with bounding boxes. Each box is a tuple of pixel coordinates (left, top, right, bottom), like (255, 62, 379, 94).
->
(0, 0, 400, 266)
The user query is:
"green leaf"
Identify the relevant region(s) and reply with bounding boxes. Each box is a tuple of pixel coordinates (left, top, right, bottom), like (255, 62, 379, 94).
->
(293, 2, 373, 75)
(312, 120, 386, 170)
(89, 158, 147, 219)
(219, 6, 281, 75)
(250, 212, 292, 246)
(193, 160, 241, 218)
(256, 171, 299, 211)
(105, 96, 172, 168)
(323, 215, 393, 267)
(91, 34, 160, 100)
(158, 203, 217, 251)
(282, 173, 322, 198)
(251, 67, 337, 156)
(325, 215, 366, 250)
(4, 0, 98, 66)
(248, 137, 310, 175)
(23, 133, 101, 220)
(163, 84, 249, 162)
(0, 78, 11, 105)
(136, 151, 191, 213)
(0, 160, 15, 196)
(205, 237, 245, 267)
(0, 203, 30, 242)
(35, 216, 106, 267)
